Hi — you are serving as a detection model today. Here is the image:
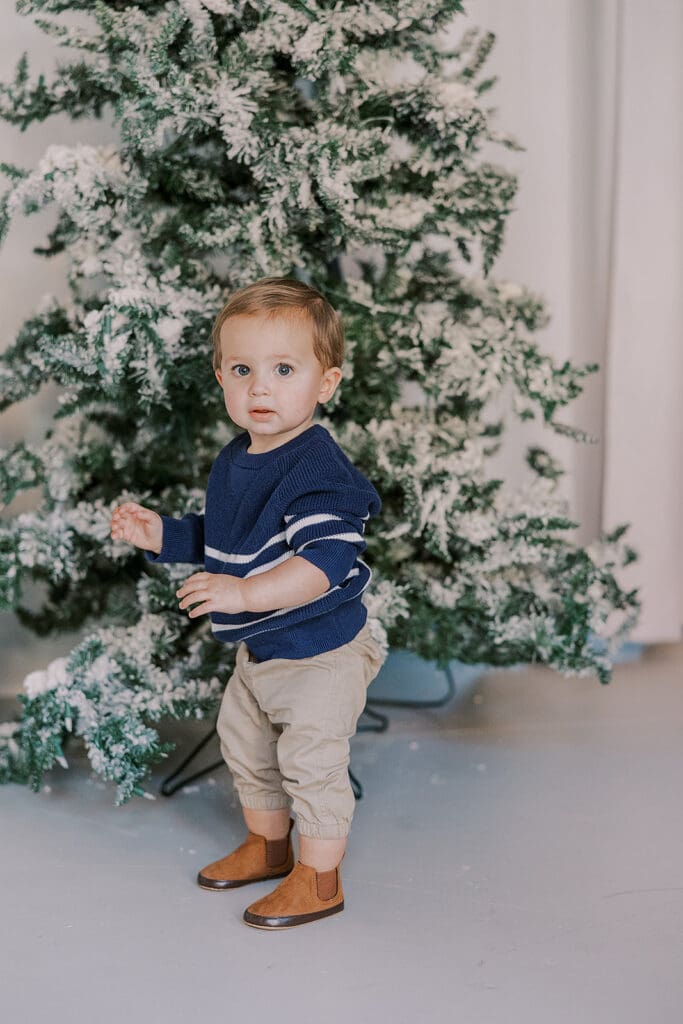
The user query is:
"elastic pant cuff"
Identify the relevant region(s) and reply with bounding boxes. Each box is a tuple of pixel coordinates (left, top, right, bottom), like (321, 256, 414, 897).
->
(296, 817, 352, 840)
(238, 794, 291, 811)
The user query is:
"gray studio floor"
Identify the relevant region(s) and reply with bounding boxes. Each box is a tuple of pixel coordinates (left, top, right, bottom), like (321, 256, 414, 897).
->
(2, 641, 683, 1023)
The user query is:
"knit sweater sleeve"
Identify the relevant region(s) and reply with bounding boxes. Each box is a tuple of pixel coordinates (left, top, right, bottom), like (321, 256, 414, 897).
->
(144, 512, 205, 564)
(284, 458, 381, 590)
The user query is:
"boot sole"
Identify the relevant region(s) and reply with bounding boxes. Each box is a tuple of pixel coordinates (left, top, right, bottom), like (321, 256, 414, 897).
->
(197, 868, 293, 891)
(243, 900, 344, 929)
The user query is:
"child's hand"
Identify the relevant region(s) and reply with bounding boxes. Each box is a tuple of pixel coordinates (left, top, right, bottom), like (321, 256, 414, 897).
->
(176, 572, 247, 618)
(110, 501, 163, 554)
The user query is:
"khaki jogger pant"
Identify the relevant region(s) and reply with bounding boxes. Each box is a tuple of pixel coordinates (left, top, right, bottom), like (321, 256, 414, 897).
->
(215, 619, 384, 840)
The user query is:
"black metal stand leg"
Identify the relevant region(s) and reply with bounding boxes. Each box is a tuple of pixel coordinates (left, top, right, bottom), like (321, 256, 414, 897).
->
(159, 663, 458, 799)
(159, 724, 224, 796)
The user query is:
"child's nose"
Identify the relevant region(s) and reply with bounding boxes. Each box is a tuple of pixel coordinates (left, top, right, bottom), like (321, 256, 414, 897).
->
(250, 376, 271, 393)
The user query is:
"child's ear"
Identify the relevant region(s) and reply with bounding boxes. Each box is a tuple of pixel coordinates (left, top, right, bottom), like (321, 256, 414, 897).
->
(319, 366, 342, 401)
(215, 367, 223, 387)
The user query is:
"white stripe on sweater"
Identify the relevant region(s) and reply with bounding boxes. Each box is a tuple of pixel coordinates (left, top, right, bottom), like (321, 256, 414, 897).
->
(206, 519, 365, 566)
(243, 549, 294, 576)
(284, 512, 347, 545)
(204, 530, 287, 564)
(295, 531, 364, 552)
(283, 510, 371, 523)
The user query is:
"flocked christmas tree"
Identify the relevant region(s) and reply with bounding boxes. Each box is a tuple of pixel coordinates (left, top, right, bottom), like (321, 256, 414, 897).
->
(0, 0, 639, 804)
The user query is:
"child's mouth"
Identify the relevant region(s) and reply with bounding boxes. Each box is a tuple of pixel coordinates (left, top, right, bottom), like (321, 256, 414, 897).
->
(250, 409, 275, 418)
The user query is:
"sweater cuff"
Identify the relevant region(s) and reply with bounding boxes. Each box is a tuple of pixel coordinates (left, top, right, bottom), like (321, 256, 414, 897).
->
(144, 514, 203, 564)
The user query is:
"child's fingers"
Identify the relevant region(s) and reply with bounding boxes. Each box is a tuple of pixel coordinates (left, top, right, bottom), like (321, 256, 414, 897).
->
(115, 501, 141, 512)
(111, 505, 133, 524)
(110, 504, 158, 548)
(113, 504, 155, 523)
(115, 501, 156, 519)
(110, 512, 143, 536)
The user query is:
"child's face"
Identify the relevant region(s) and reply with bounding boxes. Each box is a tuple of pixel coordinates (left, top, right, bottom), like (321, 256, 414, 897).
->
(215, 312, 342, 452)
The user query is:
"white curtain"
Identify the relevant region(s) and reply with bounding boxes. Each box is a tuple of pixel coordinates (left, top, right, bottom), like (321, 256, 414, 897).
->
(458, 0, 683, 643)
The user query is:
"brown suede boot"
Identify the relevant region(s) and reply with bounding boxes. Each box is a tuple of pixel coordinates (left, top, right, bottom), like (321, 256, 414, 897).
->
(197, 818, 295, 891)
(242, 858, 344, 929)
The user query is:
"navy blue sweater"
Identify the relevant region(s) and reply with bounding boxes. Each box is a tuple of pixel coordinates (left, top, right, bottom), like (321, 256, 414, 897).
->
(145, 423, 382, 660)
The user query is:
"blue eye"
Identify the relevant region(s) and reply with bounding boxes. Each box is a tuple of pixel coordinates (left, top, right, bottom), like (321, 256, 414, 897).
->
(229, 363, 293, 377)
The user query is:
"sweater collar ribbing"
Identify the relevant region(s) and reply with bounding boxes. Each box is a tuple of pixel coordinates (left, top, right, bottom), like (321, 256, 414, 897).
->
(229, 423, 326, 468)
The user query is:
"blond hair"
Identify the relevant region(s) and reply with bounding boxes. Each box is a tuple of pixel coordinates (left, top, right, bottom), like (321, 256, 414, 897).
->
(211, 276, 344, 373)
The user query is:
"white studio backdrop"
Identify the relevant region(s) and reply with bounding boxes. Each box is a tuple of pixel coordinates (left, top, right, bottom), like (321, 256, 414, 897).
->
(0, 1, 681, 688)
(458, 0, 683, 644)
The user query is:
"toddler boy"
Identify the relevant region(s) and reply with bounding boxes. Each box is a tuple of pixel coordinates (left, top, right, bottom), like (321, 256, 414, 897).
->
(110, 276, 383, 929)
